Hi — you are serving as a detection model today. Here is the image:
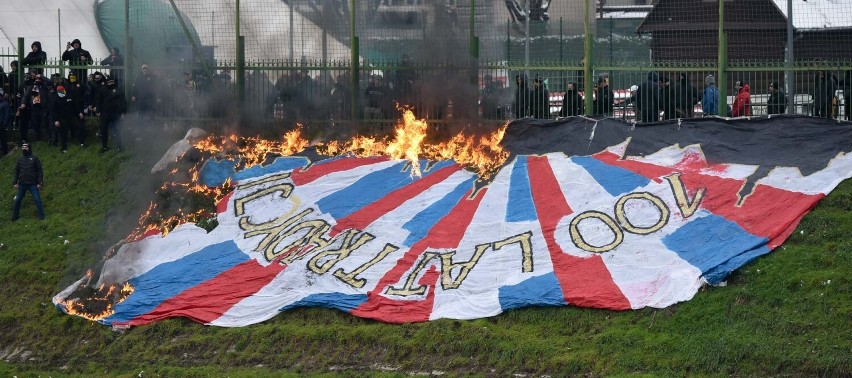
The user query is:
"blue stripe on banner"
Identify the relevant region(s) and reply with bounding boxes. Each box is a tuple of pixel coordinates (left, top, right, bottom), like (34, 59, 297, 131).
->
(506, 156, 537, 222)
(498, 272, 566, 311)
(104, 241, 250, 324)
(233, 157, 310, 182)
(662, 213, 770, 284)
(200, 157, 309, 187)
(317, 160, 455, 221)
(571, 156, 651, 197)
(402, 177, 475, 246)
(280, 293, 368, 313)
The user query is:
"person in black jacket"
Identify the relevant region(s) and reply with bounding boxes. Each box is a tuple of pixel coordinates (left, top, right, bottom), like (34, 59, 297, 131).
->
(97, 78, 127, 152)
(0, 90, 9, 157)
(64, 72, 87, 146)
(62, 39, 94, 83)
(660, 75, 677, 120)
(12, 142, 45, 221)
(23, 41, 47, 75)
(675, 73, 698, 118)
(767, 81, 787, 115)
(50, 85, 77, 152)
(559, 81, 584, 117)
(100, 47, 124, 85)
(635, 71, 661, 123)
(530, 76, 550, 119)
(593, 75, 613, 117)
(513, 73, 530, 119)
(813, 70, 836, 119)
(20, 76, 48, 143)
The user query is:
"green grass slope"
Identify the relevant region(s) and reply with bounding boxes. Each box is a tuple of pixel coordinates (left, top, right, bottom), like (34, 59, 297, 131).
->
(0, 137, 849, 377)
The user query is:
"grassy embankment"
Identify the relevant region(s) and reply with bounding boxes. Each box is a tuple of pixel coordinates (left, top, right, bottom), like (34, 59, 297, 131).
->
(0, 132, 849, 377)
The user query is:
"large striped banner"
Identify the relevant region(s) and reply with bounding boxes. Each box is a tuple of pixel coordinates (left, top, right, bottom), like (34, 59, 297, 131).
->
(54, 116, 852, 326)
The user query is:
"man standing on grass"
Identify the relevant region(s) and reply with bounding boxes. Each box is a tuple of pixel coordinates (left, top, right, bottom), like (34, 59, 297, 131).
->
(12, 143, 45, 221)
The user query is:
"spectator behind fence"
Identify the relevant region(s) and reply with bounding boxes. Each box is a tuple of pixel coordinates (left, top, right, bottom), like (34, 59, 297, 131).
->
(513, 74, 530, 119)
(480, 74, 501, 119)
(530, 76, 549, 119)
(635, 71, 661, 122)
(767, 81, 787, 115)
(62, 39, 94, 82)
(843, 70, 852, 121)
(100, 47, 124, 85)
(814, 70, 836, 119)
(732, 80, 751, 117)
(559, 81, 584, 117)
(661, 76, 678, 120)
(593, 76, 613, 117)
(23, 41, 47, 75)
(131, 64, 159, 119)
(702, 75, 719, 117)
(676, 73, 698, 118)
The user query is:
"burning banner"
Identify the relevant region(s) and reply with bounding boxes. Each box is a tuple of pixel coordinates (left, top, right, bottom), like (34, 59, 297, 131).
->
(54, 114, 852, 326)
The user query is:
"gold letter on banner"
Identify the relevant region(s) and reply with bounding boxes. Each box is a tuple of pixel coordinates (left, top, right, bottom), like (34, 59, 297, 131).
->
(664, 173, 706, 219)
(491, 232, 534, 273)
(333, 243, 399, 289)
(308, 230, 376, 274)
(569, 211, 624, 253)
(614, 192, 670, 235)
(385, 253, 438, 297)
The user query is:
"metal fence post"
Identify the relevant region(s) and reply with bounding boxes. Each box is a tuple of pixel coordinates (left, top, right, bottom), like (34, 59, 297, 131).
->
(583, 0, 593, 116)
(17, 38, 24, 90)
(718, 0, 728, 114)
(785, 0, 794, 114)
(237, 36, 245, 104)
(350, 0, 359, 121)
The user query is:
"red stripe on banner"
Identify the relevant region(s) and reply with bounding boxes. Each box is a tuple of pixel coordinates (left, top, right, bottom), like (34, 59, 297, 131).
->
(216, 191, 234, 214)
(291, 156, 389, 186)
(526, 155, 631, 310)
(593, 150, 823, 242)
(124, 260, 287, 326)
(331, 164, 463, 237)
(351, 188, 487, 323)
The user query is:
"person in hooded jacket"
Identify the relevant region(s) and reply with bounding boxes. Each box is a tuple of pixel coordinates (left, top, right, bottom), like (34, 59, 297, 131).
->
(635, 71, 661, 122)
(7, 61, 20, 103)
(559, 81, 584, 117)
(97, 78, 127, 152)
(62, 39, 94, 82)
(767, 81, 787, 115)
(593, 75, 614, 117)
(12, 142, 45, 221)
(702, 75, 719, 116)
(732, 80, 751, 117)
(813, 70, 837, 119)
(675, 73, 698, 118)
(20, 76, 49, 142)
(842, 70, 852, 121)
(530, 76, 550, 119)
(88, 71, 108, 114)
(50, 85, 77, 152)
(64, 72, 87, 146)
(513, 73, 531, 119)
(23, 41, 47, 75)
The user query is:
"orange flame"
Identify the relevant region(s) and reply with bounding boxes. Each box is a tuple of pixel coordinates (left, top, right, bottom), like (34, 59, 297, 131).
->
(61, 281, 135, 321)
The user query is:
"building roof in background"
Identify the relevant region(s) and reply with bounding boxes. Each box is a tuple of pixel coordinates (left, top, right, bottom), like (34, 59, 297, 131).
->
(0, 0, 109, 59)
(770, 0, 851, 30)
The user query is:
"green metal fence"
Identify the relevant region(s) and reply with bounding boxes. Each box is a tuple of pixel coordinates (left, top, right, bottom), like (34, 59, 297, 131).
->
(3, 0, 851, 135)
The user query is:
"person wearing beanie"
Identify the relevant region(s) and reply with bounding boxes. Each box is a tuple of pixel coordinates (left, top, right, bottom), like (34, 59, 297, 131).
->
(732, 79, 751, 117)
(51, 85, 77, 152)
(12, 142, 45, 221)
(23, 41, 47, 75)
(767, 81, 787, 115)
(635, 71, 661, 122)
(62, 38, 93, 83)
(702, 74, 719, 116)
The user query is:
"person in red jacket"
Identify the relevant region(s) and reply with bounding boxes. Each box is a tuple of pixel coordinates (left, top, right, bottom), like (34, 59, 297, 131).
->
(732, 80, 751, 117)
